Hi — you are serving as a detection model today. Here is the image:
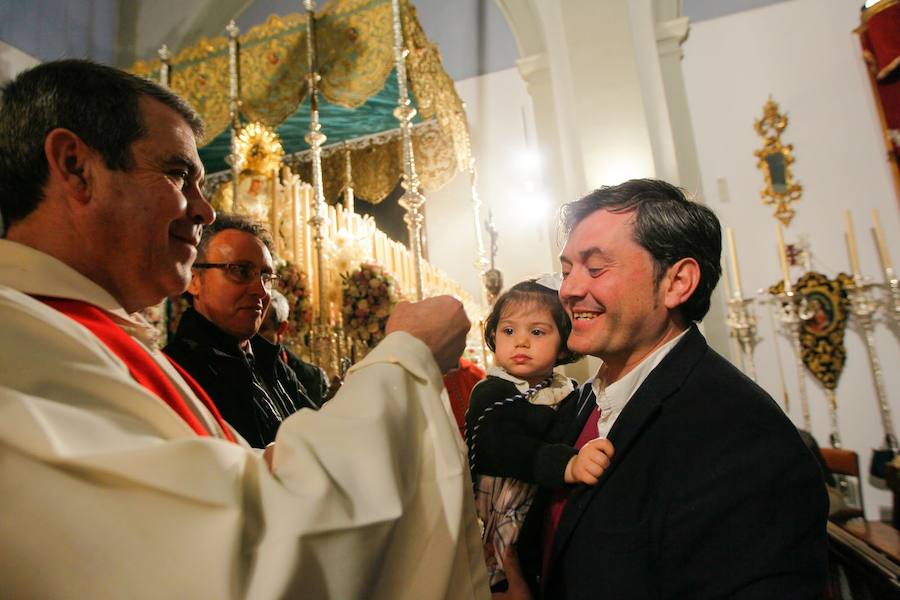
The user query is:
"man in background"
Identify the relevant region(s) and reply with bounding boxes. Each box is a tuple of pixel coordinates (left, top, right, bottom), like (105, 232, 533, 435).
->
(165, 215, 317, 447)
(0, 59, 488, 599)
(259, 289, 332, 407)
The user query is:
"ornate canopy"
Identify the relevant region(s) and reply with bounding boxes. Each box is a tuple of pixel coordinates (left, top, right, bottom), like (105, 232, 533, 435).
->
(130, 0, 471, 204)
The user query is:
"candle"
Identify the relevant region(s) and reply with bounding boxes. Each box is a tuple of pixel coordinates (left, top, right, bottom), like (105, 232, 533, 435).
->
(479, 319, 488, 367)
(268, 174, 277, 254)
(303, 186, 314, 284)
(726, 227, 743, 298)
(290, 181, 299, 266)
(721, 259, 732, 299)
(845, 210, 862, 277)
(872, 208, 893, 272)
(776, 223, 792, 293)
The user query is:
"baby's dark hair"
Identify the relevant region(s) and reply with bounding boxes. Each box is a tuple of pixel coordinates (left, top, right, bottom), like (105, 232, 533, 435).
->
(483, 279, 580, 366)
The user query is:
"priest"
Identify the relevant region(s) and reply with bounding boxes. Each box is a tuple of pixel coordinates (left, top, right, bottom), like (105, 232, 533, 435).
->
(0, 59, 489, 599)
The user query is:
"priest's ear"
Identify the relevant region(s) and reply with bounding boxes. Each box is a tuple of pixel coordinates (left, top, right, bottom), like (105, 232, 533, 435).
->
(44, 128, 94, 203)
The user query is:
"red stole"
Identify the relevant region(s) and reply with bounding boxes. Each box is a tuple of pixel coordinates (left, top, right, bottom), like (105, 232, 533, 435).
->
(541, 404, 600, 584)
(36, 296, 236, 443)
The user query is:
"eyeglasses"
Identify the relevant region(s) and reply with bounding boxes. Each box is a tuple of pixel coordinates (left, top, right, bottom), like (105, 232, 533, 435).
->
(193, 262, 278, 288)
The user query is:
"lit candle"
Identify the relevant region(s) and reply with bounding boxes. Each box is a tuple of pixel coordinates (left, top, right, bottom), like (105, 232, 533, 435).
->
(268, 174, 276, 242)
(290, 182, 299, 266)
(845, 210, 862, 277)
(872, 208, 893, 272)
(726, 227, 743, 298)
(776, 223, 792, 293)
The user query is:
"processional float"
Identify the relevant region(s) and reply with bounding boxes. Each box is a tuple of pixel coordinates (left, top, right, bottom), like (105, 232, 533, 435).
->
(134, 0, 492, 376)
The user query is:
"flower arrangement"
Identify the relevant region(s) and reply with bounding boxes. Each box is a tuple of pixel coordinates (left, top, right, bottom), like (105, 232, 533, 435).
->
(138, 294, 190, 348)
(341, 263, 398, 347)
(276, 262, 314, 342)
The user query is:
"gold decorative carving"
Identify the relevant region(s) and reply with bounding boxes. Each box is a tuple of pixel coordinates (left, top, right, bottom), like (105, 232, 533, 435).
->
(130, 1, 469, 206)
(283, 120, 456, 204)
(402, 0, 471, 170)
(754, 97, 803, 226)
(769, 272, 852, 391)
(235, 122, 285, 175)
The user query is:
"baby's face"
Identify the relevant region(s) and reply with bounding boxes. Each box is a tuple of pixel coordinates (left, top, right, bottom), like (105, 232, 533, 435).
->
(494, 301, 561, 386)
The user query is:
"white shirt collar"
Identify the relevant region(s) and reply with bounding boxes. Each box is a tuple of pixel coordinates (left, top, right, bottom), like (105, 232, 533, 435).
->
(0, 239, 160, 348)
(590, 328, 689, 438)
(486, 365, 575, 406)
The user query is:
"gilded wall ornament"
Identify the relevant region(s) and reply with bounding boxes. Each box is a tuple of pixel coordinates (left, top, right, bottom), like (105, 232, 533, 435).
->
(754, 97, 803, 226)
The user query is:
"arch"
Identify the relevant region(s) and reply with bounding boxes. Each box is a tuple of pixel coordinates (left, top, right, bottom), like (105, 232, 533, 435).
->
(494, 0, 545, 59)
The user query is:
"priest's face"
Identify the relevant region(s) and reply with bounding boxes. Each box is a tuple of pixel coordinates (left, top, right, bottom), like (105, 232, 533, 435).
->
(86, 97, 214, 312)
(188, 228, 274, 343)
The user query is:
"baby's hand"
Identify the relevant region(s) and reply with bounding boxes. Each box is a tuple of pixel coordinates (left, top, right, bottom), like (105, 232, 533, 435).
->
(564, 438, 615, 485)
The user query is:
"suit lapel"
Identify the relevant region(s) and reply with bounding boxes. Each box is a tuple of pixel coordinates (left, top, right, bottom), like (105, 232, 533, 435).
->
(549, 326, 709, 569)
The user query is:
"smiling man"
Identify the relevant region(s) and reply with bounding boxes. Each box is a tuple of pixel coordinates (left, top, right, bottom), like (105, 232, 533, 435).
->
(518, 179, 828, 599)
(164, 215, 318, 448)
(0, 60, 488, 598)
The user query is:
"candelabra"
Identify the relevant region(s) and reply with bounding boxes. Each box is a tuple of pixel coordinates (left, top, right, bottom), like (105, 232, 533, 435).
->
(725, 295, 759, 381)
(391, 0, 426, 301)
(882, 267, 900, 327)
(225, 21, 243, 213)
(303, 0, 331, 370)
(847, 275, 899, 455)
(772, 290, 817, 436)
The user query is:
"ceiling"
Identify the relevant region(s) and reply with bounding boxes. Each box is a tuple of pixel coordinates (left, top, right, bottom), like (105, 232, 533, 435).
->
(0, 0, 797, 84)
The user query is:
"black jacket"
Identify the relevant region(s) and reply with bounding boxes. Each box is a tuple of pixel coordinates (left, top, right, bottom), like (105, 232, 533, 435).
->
(164, 308, 317, 448)
(465, 375, 580, 489)
(282, 347, 330, 407)
(519, 326, 829, 599)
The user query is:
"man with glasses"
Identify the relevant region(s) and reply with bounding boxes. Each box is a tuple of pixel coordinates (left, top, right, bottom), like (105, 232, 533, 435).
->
(165, 214, 318, 448)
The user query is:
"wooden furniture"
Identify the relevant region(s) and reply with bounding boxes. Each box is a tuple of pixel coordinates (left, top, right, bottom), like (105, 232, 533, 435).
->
(828, 520, 900, 599)
(821, 447, 865, 521)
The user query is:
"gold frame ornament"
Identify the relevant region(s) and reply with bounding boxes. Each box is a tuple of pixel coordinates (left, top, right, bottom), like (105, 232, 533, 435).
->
(754, 97, 803, 226)
(235, 122, 285, 175)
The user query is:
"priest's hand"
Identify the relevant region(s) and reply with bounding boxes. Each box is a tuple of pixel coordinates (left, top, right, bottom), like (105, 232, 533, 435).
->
(386, 295, 470, 373)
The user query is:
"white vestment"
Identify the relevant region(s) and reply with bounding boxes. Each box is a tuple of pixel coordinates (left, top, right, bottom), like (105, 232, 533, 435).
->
(0, 240, 489, 599)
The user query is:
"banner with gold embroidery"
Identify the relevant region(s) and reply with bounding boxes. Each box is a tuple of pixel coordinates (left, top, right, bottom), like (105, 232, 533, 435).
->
(770, 272, 853, 390)
(130, 0, 469, 203)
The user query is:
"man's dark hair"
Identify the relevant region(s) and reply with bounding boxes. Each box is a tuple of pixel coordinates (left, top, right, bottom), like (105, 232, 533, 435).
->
(484, 279, 580, 366)
(0, 59, 204, 227)
(197, 213, 275, 261)
(561, 179, 722, 323)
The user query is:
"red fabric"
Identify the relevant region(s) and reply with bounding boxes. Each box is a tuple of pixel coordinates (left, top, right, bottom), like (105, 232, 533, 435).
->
(860, 5, 900, 167)
(541, 404, 600, 585)
(443, 357, 485, 438)
(36, 296, 236, 442)
(863, 3, 900, 80)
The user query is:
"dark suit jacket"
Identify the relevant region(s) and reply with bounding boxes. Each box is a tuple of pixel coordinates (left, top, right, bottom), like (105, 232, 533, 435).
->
(523, 326, 828, 599)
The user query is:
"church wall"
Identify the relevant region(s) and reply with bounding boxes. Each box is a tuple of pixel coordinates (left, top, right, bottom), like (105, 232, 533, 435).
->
(0, 40, 39, 84)
(682, 0, 900, 519)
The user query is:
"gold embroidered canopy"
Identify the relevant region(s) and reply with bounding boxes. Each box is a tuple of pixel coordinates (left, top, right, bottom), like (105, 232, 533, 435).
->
(130, 0, 471, 203)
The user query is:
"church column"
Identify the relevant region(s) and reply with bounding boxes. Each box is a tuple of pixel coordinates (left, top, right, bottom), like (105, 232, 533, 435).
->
(654, 13, 733, 358)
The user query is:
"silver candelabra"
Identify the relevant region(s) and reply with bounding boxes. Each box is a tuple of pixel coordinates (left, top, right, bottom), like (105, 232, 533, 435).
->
(726, 294, 759, 381)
